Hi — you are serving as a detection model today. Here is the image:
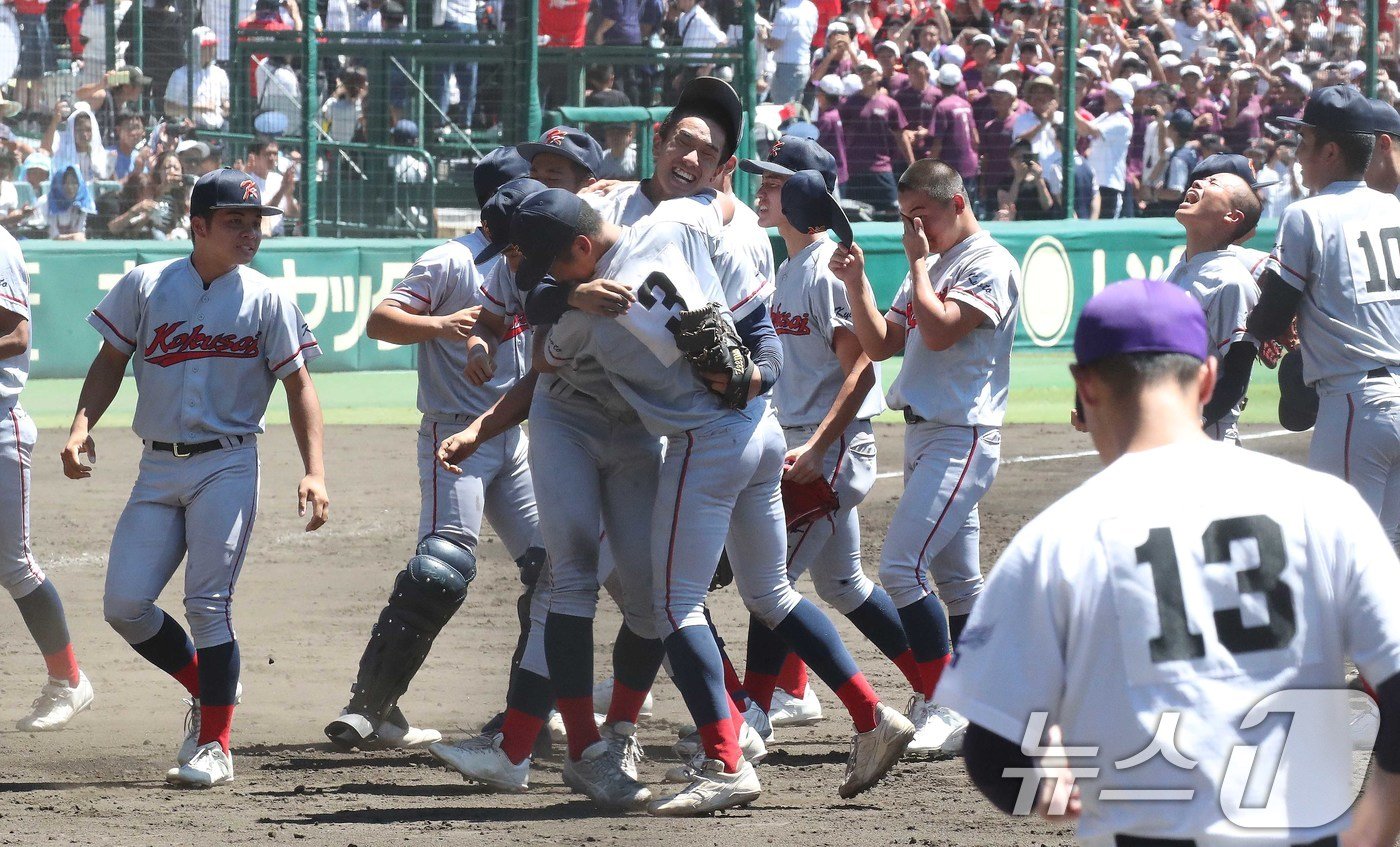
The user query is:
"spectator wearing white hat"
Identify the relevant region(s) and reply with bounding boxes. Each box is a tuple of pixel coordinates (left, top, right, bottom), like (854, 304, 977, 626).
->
(810, 20, 863, 108)
(1222, 67, 1264, 153)
(894, 51, 938, 159)
(1263, 71, 1307, 127)
(1079, 77, 1135, 218)
(977, 79, 1023, 215)
(164, 27, 231, 130)
(874, 40, 909, 96)
(813, 74, 849, 190)
(1176, 64, 1221, 135)
(837, 57, 913, 214)
(962, 33, 997, 94)
(766, 0, 821, 105)
(928, 64, 980, 201)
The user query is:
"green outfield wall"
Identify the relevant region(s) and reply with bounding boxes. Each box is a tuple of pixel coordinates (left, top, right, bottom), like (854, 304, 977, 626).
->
(19, 219, 1277, 379)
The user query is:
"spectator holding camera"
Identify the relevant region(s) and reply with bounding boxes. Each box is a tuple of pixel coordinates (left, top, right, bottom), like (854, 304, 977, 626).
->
(76, 67, 152, 148)
(1080, 78, 1135, 218)
(997, 140, 1055, 220)
(108, 151, 190, 240)
(322, 67, 369, 144)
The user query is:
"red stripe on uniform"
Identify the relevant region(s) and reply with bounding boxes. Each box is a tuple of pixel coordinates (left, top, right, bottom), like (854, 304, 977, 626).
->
(91, 309, 135, 347)
(913, 426, 978, 594)
(399, 288, 432, 306)
(272, 341, 319, 372)
(478, 285, 507, 308)
(663, 433, 696, 631)
(729, 279, 773, 314)
(0, 291, 25, 308)
(1345, 395, 1356, 483)
(948, 288, 1002, 320)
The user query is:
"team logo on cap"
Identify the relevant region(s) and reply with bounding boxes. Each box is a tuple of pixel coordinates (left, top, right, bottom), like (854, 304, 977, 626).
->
(544, 127, 569, 146)
(768, 139, 785, 160)
(241, 179, 260, 201)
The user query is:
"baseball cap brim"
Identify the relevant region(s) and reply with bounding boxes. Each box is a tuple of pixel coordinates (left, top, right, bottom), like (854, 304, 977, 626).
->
(738, 158, 796, 180)
(1274, 115, 1309, 128)
(202, 201, 284, 216)
(671, 76, 744, 162)
(516, 141, 590, 171)
(474, 240, 509, 266)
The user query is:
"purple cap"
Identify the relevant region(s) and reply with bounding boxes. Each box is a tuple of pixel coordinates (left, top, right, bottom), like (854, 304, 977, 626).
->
(1073, 279, 1208, 366)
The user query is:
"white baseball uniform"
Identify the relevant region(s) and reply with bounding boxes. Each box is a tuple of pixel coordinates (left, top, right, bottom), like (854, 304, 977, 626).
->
(940, 440, 1400, 846)
(881, 230, 1020, 615)
(1165, 250, 1260, 443)
(1267, 180, 1400, 544)
(385, 237, 541, 558)
(0, 229, 44, 601)
(772, 237, 885, 614)
(89, 258, 321, 649)
(1227, 243, 1271, 281)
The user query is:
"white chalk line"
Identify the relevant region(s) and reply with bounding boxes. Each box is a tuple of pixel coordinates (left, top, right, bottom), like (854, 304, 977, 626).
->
(872, 428, 1299, 479)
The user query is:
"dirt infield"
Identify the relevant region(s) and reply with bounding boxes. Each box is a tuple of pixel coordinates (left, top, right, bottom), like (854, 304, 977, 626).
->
(0, 422, 1311, 847)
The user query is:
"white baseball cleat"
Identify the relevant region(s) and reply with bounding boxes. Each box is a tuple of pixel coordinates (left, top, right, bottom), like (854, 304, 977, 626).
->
(1351, 691, 1381, 750)
(592, 678, 656, 720)
(16, 671, 94, 731)
(428, 733, 530, 792)
(674, 720, 767, 765)
(768, 685, 823, 727)
(166, 742, 234, 788)
(376, 706, 441, 749)
(648, 758, 762, 817)
(603, 721, 647, 779)
(904, 696, 968, 758)
(546, 710, 567, 744)
(742, 700, 776, 745)
(839, 703, 916, 798)
(562, 737, 652, 811)
(179, 682, 243, 766)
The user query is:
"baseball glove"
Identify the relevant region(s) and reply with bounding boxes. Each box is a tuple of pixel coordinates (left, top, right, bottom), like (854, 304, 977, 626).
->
(671, 303, 755, 410)
(782, 476, 840, 532)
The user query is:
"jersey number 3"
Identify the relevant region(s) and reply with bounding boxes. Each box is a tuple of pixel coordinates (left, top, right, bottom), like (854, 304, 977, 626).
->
(1136, 515, 1297, 664)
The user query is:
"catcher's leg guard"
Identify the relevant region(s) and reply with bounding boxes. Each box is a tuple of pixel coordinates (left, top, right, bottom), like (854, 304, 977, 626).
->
(326, 535, 475, 750)
(510, 547, 547, 675)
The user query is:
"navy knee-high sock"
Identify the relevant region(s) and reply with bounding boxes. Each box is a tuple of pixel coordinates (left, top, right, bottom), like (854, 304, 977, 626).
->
(665, 624, 741, 771)
(846, 587, 923, 691)
(743, 614, 789, 712)
(771, 599, 879, 732)
(544, 612, 601, 759)
(897, 594, 952, 700)
(14, 580, 79, 686)
(500, 667, 554, 765)
(131, 610, 199, 695)
(606, 623, 665, 725)
(195, 640, 239, 752)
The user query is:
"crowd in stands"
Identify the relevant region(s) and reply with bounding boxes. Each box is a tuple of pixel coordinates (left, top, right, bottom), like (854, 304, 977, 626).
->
(1, 0, 1397, 237)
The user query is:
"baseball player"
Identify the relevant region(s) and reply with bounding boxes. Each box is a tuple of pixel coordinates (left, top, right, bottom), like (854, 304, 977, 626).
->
(1164, 170, 1261, 444)
(517, 187, 916, 815)
(324, 152, 549, 752)
(1, 227, 94, 732)
(62, 169, 328, 787)
(1246, 85, 1400, 546)
(737, 143, 928, 718)
(523, 125, 605, 192)
(942, 277, 1400, 846)
(1365, 98, 1400, 199)
(1189, 154, 1274, 281)
(829, 158, 1020, 757)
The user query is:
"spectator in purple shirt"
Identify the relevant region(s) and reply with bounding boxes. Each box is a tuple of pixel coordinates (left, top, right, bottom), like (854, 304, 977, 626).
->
(977, 78, 1020, 216)
(874, 41, 909, 96)
(838, 58, 912, 214)
(813, 73, 849, 189)
(961, 32, 996, 94)
(894, 51, 938, 159)
(1177, 65, 1222, 136)
(928, 64, 980, 199)
(1222, 69, 1264, 153)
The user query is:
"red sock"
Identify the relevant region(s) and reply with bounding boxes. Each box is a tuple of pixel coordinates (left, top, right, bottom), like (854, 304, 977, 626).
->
(728, 694, 747, 735)
(777, 654, 807, 698)
(197, 704, 235, 753)
(834, 674, 880, 733)
(173, 657, 200, 697)
(604, 681, 650, 726)
(892, 649, 923, 694)
(917, 654, 952, 701)
(498, 708, 547, 765)
(698, 717, 743, 773)
(744, 671, 779, 713)
(43, 644, 80, 688)
(721, 652, 745, 699)
(1362, 676, 1379, 702)
(557, 696, 602, 761)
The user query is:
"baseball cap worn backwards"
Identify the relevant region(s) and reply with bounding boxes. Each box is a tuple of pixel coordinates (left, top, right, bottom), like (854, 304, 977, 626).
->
(781, 170, 854, 248)
(1278, 84, 1374, 133)
(740, 135, 839, 191)
(190, 168, 282, 217)
(1073, 279, 1208, 367)
(474, 177, 547, 266)
(670, 76, 745, 162)
(1191, 153, 1263, 188)
(517, 125, 606, 176)
(510, 189, 588, 291)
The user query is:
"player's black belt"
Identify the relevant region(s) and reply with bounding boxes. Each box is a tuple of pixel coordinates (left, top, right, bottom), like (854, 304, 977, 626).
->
(149, 436, 244, 458)
(903, 409, 927, 424)
(1113, 836, 1337, 847)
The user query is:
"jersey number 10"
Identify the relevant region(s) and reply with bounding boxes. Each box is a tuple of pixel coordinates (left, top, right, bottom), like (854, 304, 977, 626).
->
(1136, 515, 1297, 664)
(1355, 226, 1400, 300)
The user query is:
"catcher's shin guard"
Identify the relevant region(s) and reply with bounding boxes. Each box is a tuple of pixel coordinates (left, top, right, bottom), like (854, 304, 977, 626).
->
(335, 535, 476, 734)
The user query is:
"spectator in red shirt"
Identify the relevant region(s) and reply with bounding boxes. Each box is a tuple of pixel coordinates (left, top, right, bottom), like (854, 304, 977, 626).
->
(977, 78, 1020, 215)
(811, 0, 843, 47)
(874, 40, 908, 95)
(838, 57, 912, 214)
(894, 51, 938, 158)
(539, 0, 589, 106)
(240, 0, 294, 103)
(928, 64, 979, 195)
(813, 74, 850, 189)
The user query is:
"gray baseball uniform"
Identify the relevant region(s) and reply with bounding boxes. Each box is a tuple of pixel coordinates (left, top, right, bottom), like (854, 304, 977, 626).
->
(89, 258, 321, 648)
(1268, 180, 1400, 543)
(0, 229, 44, 601)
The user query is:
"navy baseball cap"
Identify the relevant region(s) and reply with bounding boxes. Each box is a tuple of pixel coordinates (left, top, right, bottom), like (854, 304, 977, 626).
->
(1369, 98, 1400, 137)
(517, 125, 606, 177)
(1278, 84, 1374, 133)
(472, 146, 531, 207)
(190, 168, 281, 216)
(1073, 278, 1208, 366)
(475, 177, 547, 266)
(781, 169, 853, 247)
(1190, 153, 1263, 189)
(1167, 108, 1196, 137)
(740, 135, 839, 192)
(670, 76, 744, 162)
(510, 188, 588, 290)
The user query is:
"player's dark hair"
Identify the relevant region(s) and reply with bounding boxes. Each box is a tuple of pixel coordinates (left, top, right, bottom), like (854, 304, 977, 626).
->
(247, 138, 275, 158)
(1227, 179, 1262, 242)
(574, 201, 603, 239)
(1314, 127, 1375, 176)
(897, 159, 966, 204)
(1081, 353, 1204, 396)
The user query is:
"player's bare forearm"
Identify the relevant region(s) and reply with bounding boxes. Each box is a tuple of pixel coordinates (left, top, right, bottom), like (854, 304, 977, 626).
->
(0, 309, 28, 360)
(847, 278, 903, 360)
(70, 342, 130, 436)
(1343, 766, 1400, 847)
(476, 370, 538, 441)
(809, 334, 875, 454)
(283, 366, 325, 478)
(366, 300, 477, 344)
